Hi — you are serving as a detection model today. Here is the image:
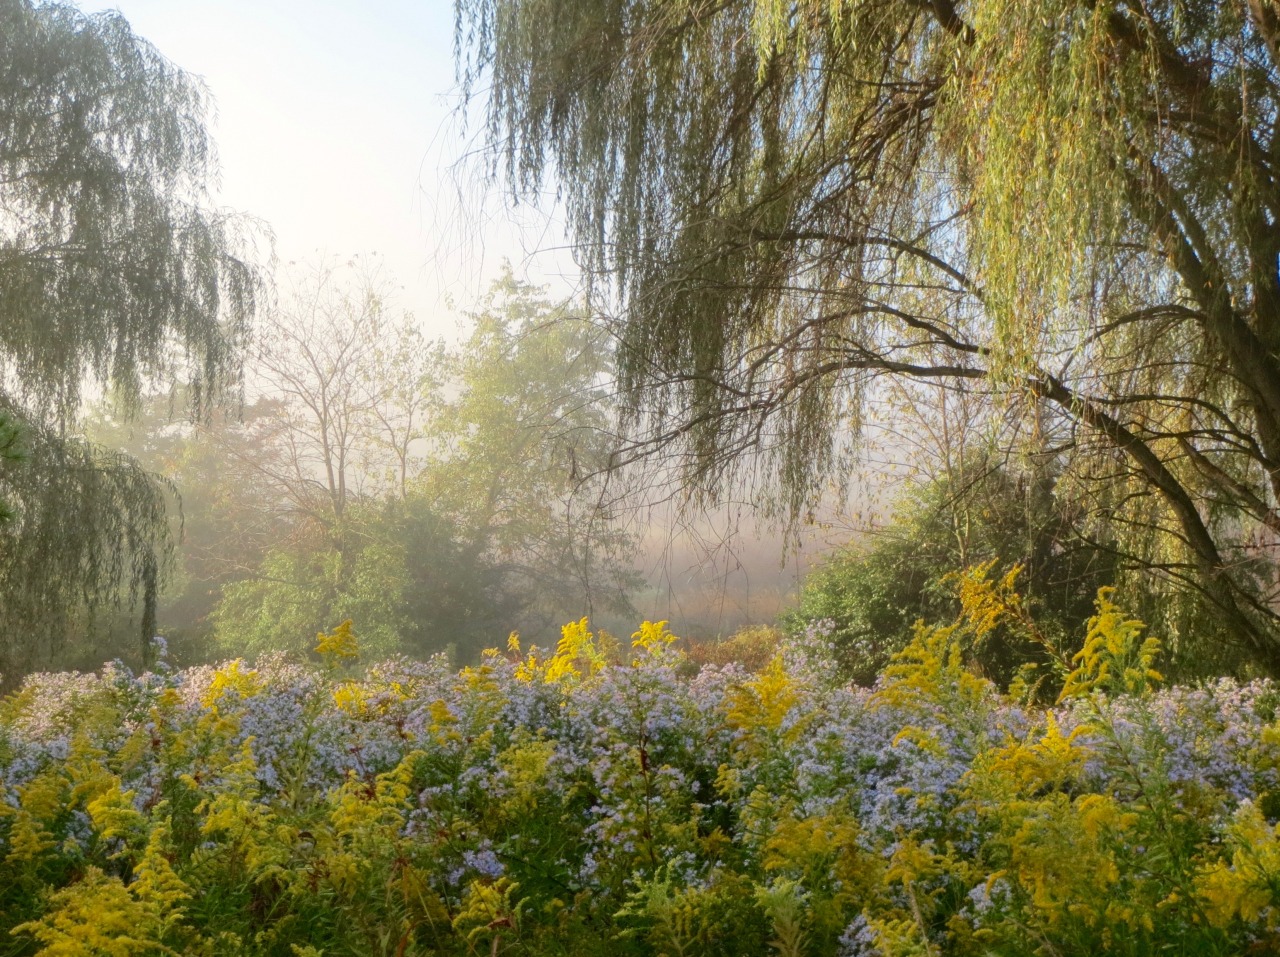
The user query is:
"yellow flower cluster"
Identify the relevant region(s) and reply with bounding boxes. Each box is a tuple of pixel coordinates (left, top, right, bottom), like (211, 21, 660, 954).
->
(314, 619, 360, 669)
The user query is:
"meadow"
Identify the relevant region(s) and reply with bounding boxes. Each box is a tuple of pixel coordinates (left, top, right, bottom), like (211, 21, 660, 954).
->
(2, 592, 1279, 956)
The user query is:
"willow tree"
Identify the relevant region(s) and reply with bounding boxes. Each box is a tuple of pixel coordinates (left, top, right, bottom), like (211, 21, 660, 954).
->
(0, 0, 259, 679)
(455, 0, 1280, 670)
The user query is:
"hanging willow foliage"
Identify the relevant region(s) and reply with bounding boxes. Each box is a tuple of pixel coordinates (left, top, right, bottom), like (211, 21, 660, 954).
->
(0, 404, 173, 682)
(0, 0, 261, 678)
(456, 0, 1280, 669)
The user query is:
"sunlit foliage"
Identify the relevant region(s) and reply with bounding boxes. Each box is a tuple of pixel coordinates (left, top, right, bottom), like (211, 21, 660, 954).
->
(456, 0, 1280, 669)
(786, 460, 1123, 686)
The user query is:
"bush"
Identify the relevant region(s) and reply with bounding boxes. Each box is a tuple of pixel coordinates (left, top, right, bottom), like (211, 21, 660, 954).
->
(787, 459, 1116, 686)
(684, 625, 783, 673)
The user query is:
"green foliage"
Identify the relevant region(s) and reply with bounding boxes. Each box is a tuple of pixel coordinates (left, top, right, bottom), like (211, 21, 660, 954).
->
(0, 0, 257, 418)
(424, 269, 639, 642)
(787, 460, 1114, 686)
(84, 392, 291, 660)
(0, 415, 173, 683)
(212, 523, 412, 662)
(0, 0, 260, 677)
(209, 495, 521, 663)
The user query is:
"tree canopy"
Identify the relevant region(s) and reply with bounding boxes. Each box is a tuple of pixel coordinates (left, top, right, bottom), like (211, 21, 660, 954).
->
(424, 272, 638, 640)
(0, 0, 259, 678)
(457, 0, 1280, 669)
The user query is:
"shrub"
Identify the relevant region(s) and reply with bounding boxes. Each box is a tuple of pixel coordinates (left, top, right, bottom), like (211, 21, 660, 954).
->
(684, 625, 784, 673)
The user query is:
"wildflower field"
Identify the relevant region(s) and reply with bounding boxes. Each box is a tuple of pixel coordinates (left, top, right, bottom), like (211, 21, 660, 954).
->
(3, 602, 1280, 957)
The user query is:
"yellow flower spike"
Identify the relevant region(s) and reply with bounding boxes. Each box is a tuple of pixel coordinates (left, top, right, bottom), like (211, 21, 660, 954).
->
(156, 687, 181, 711)
(874, 620, 991, 713)
(498, 738, 557, 815)
(726, 656, 798, 734)
(332, 681, 368, 718)
(132, 813, 193, 931)
(5, 769, 65, 863)
(981, 714, 1088, 796)
(66, 733, 115, 807)
(6, 811, 55, 864)
(885, 837, 942, 887)
(453, 878, 523, 944)
(514, 649, 541, 682)
(315, 619, 359, 669)
(892, 724, 946, 756)
(1195, 800, 1280, 929)
(426, 699, 461, 745)
(952, 559, 1023, 642)
(190, 740, 296, 884)
(86, 782, 146, 853)
(1060, 588, 1161, 702)
(543, 617, 605, 683)
(201, 659, 263, 712)
(1076, 793, 1135, 842)
(507, 631, 522, 653)
(631, 620, 678, 658)
(21, 764, 69, 823)
(761, 811, 861, 879)
(11, 867, 152, 956)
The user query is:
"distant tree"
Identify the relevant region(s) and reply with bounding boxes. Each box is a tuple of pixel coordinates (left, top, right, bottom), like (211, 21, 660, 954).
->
(83, 391, 291, 664)
(202, 262, 432, 657)
(209, 267, 635, 660)
(0, 1, 259, 680)
(211, 509, 415, 661)
(457, 0, 1280, 672)
(237, 260, 434, 529)
(424, 272, 639, 646)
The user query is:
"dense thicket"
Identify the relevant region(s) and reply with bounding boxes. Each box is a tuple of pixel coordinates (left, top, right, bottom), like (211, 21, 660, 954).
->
(0, 0, 259, 679)
(787, 457, 1119, 687)
(455, 0, 1280, 670)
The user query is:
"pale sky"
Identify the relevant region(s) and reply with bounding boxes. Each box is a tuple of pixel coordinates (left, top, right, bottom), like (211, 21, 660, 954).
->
(98, 0, 580, 336)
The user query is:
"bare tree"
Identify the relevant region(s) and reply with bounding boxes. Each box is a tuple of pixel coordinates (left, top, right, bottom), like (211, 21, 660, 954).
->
(230, 259, 434, 534)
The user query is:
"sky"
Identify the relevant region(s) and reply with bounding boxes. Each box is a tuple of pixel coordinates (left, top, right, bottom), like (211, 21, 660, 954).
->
(97, 0, 579, 337)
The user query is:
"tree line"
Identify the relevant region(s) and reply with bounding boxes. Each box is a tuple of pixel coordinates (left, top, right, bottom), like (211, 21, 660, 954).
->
(0, 0, 633, 681)
(81, 264, 635, 670)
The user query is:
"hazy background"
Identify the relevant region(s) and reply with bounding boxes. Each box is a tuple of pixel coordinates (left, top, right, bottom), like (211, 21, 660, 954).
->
(93, 0, 862, 636)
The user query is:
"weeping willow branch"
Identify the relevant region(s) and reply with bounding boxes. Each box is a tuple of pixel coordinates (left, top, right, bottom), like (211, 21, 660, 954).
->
(458, 0, 1280, 666)
(0, 1, 263, 677)
(0, 401, 175, 683)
